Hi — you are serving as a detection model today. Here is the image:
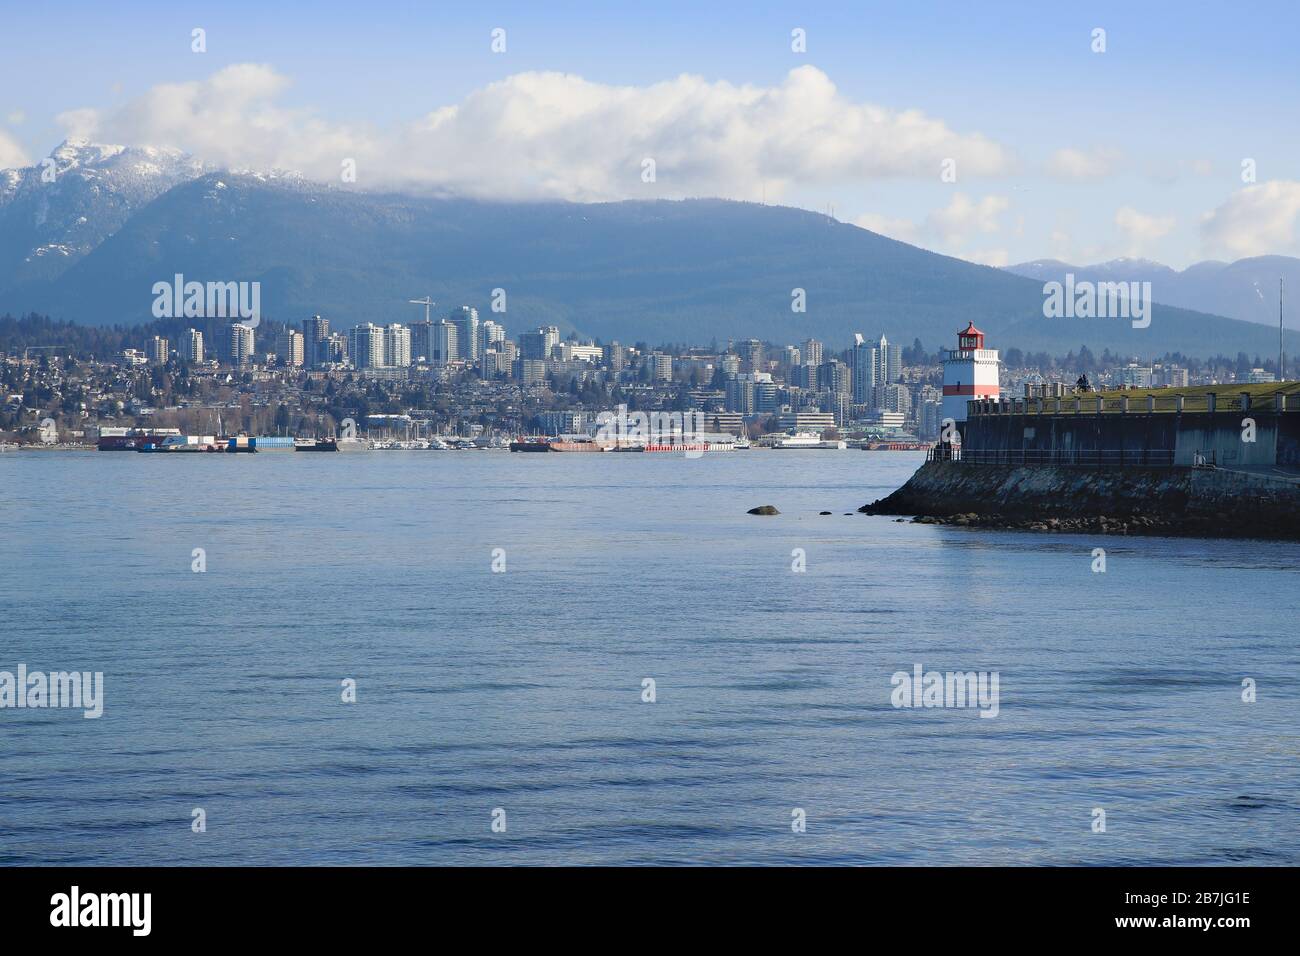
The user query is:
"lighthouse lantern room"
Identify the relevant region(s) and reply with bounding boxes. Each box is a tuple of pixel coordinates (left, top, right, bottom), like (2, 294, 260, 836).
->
(941, 322, 1000, 427)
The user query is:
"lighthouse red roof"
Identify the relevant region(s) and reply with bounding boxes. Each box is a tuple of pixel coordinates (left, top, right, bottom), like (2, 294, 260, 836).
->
(957, 322, 985, 350)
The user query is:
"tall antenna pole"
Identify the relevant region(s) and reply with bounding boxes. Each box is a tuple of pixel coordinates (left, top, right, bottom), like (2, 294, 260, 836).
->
(1281, 277, 1286, 381)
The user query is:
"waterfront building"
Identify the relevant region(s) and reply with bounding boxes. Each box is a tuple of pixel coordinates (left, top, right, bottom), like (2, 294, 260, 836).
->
(941, 323, 1000, 423)
(775, 411, 835, 432)
(865, 409, 907, 431)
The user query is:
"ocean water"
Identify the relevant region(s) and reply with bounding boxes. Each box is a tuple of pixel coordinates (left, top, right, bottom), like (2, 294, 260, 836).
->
(1, 449, 1296, 866)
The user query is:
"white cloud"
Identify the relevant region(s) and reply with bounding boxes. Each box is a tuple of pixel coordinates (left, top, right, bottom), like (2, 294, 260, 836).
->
(1115, 205, 1175, 253)
(55, 108, 101, 141)
(853, 211, 919, 243)
(855, 192, 1010, 264)
(65, 63, 1011, 201)
(1200, 181, 1300, 259)
(0, 129, 31, 170)
(1046, 147, 1121, 180)
(6, 110, 26, 126)
(926, 193, 1009, 244)
(961, 248, 1010, 267)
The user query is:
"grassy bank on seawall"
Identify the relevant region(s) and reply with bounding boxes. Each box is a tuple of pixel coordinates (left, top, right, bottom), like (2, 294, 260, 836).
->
(861, 460, 1300, 540)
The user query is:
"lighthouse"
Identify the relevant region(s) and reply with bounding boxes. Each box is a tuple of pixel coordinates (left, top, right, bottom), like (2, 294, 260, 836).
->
(941, 323, 1000, 426)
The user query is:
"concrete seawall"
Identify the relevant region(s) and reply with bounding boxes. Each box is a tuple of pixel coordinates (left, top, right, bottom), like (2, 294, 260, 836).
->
(862, 460, 1300, 539)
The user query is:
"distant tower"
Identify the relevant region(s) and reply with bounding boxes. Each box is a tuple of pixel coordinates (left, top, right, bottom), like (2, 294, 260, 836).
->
(941, 323, 1000, 425)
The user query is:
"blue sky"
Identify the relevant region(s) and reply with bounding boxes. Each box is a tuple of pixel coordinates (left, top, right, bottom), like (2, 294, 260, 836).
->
(3, 0, 1298, 268)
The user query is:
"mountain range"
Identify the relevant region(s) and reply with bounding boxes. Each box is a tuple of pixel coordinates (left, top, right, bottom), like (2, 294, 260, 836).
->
(0, 141, 1287, 360)
(1004, 257, 1299, 332)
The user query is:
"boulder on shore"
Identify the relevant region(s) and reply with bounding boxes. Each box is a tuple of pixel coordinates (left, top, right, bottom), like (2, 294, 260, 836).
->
(747, 505, 780, 515)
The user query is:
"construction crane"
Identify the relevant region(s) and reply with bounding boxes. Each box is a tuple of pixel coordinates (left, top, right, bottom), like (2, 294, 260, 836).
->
(409, 297, 435, 323)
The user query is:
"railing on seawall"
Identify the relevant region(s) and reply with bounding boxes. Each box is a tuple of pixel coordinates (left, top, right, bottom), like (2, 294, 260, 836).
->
(929, 446, 1176, 468)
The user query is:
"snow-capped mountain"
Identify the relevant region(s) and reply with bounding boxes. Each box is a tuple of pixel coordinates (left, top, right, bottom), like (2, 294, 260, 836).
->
(1005, 256, 1300, 329)
(0, 140, 1285, 358)
(0, 140, 209, 289)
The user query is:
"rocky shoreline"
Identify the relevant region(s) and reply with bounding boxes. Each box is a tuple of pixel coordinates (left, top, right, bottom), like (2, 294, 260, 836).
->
(861, 460, 1300, 540)
(867, 508, 1228, 537)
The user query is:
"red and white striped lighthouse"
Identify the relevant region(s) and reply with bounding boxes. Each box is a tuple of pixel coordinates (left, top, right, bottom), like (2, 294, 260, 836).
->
(941, 323, 1000, 424)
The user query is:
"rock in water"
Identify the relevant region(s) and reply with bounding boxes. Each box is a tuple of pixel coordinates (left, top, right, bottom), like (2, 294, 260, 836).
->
(748, 505, 780, 515)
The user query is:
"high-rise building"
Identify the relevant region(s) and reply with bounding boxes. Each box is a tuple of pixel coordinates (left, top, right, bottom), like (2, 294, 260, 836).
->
(384, 324, 411, 368)
(479, 320, 506, 355)
(872, 334, 904, 403)
(409, 320, 435, 364)
(322, 332, 348, 367)
(720, 353, 741, 377)
(181, 329, 204, 363)
(875, 382, 912, 418)
(520, 326, 560, 361)
(481, 342, 516, 379)
(725, 372, 775, 413)
(818, 359, 851, 395)
(851, 334, 871, 404)
(739, 339, 764, 373)
(604, 341, 627, 371)
(449, 306, 480, 362)
(276, 329, 304, 367)
(147, 336, 169, 364)
(302, 316, 330, 369)
(349, 323, 386, 370)
(433, 320, 459, 365)
(802, 338, 824, 367)
(516, 358, 548, 385)
(230, 323, 255, 366)
(649, 352, 673, 382)
(791, 363, 818, 390)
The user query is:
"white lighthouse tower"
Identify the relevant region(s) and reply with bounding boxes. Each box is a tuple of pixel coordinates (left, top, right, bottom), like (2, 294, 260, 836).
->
(941, 322, 1000, 426)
